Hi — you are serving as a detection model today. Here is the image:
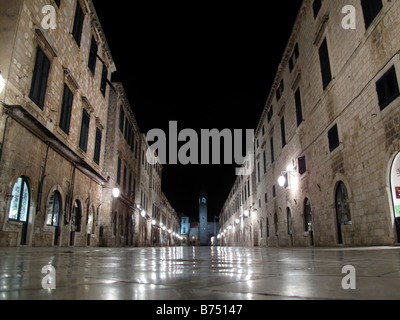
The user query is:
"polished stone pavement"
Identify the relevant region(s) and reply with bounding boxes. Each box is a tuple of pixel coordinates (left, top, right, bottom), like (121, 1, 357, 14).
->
(1, 246, 400, 300)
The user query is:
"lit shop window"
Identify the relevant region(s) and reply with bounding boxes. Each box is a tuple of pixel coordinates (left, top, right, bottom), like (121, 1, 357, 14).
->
(8, 177, 30, 222)
(46, 191, 61, 227)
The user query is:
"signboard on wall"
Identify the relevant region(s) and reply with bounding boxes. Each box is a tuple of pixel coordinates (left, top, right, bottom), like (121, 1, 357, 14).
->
(395, 206, 400, 218)
(395, 187, 400, 199)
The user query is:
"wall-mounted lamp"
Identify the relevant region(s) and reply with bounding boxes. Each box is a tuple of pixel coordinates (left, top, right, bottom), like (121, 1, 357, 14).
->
(0, 72, 6, 94)
(112, 188, 120, 198)
(278, 164, 297, 188)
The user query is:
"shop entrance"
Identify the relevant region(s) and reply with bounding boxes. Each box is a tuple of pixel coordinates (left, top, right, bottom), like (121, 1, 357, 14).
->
(390, 152, 400, 242)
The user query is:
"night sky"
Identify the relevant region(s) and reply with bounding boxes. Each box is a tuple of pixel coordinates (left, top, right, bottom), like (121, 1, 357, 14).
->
(93, 1, 303, 220)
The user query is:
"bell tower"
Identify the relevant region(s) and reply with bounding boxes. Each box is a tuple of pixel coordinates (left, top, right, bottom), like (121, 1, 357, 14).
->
(199, 190, 208, 245)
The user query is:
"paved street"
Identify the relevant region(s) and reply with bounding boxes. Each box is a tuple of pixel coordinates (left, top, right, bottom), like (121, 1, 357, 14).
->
(1, 246, 400, 300)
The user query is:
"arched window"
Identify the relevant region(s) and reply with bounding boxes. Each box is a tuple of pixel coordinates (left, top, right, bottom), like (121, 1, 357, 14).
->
(71, 200, 81, 232)
(287, 208, 292, 235)
(87, 206, 94, 234)
(304, 198, 312, 232)
(46, 191, 61, 227)
(336, 182, 352, 226)
(8, 177, 30, 222)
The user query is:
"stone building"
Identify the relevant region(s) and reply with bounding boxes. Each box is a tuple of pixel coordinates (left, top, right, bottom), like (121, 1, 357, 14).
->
(219, 154, 257, 247)
(100, 82, 140, 247)
(158, 194, 180, 246)
(220, 0, 400, 247)
(0, 0, 116, 247)
(0, 0, 179, 248)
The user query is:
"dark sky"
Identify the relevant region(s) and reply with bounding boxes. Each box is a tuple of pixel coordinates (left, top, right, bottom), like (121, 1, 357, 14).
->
(93, 1, 303, 220)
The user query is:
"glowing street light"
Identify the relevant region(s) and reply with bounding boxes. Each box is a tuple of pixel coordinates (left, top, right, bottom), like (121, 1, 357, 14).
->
(0, 73, 6, 94)
(278, 175, 286, 187)
(112, 188, 120, 198)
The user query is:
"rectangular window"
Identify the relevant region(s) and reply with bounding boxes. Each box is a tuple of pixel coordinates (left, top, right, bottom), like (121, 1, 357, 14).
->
(128, 173, 132, 196)
(72, 0, 85, 47)
(289, 43, 299, 72)
(29, 47, 51, 109)
(298, 156, 307, 175)
(59, 84, 73, 134)
(257, 162, 260, 183)
(117, 157, 121, 185)
(361, 0, 383, 29)
(272, 185, 276, 198)
(328, 124, 340, 152)
(276, 79, 284, 102)
(131, 130, 135, 152)
(100, 64, 108, 96)
(123, 165, 127, 191)
(88, 36, 98, 76)
(376, 66, 399, 111)
(313, 0, 322, 18)
(54, 0, 61, 8)
(93, 128, 102, 165)
(267, 106, 273, 123)
(281, 117, 286, 148)
(79, 109, 90, 152)
(270, 137, 275, 163)
(265, 193, 268, 204)
(319, 38, 332, 90)
(119, 105, 125, 133)
(263, 150, 267, 174)
(295, 88, 303, 126)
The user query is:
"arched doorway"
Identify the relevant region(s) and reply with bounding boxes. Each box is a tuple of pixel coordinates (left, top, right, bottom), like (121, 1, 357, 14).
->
(390, 152, 400, 242)
(8, 177, 31, 245)
(87, 206, 94, 246)
(335, 182, 352, 245)
(46, 191, 61, 246)
(304, 198, 314, 246)
(70, 200, 81, 246)
(287, 207, 293, 246)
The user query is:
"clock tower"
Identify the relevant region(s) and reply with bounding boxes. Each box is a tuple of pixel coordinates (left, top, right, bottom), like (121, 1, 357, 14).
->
(199, 190, 208, 246)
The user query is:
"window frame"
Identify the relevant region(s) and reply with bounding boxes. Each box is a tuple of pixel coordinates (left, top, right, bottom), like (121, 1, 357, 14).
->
(29, 46, 51, 109)
(8, 177, 30, 223)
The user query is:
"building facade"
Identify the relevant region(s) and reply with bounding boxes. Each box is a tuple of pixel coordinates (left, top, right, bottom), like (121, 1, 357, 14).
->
(0, 0, 115, 247)
(0, 0, 179, 248)
(220, 0, 400, 247)
(100, 82, 140, 247)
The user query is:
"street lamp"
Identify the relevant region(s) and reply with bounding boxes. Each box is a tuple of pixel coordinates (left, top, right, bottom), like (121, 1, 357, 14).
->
(278, 175, 287, 187)
(0, 73, 6, 94)
(112, 188, 120, 198)
(278, 163, 297, 188)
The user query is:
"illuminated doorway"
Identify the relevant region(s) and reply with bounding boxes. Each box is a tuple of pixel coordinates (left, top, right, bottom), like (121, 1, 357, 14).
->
(390, 152, 400, 242)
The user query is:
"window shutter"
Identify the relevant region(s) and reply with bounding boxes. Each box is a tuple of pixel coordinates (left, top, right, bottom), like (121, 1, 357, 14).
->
(79, 109, 90, 152)
(88, 36, 98, 75)
(295, 88, 303, 126)
(361, 0, 383, 29)
(319, 38, 332, 90)
(29, 47, 50, 109)
(72, 1, 85, 47)
(93, 128, 102, 165)
(59, 84, 73, 134)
